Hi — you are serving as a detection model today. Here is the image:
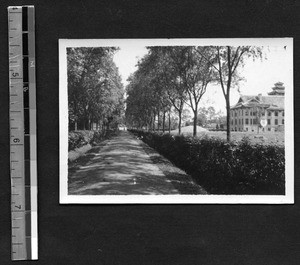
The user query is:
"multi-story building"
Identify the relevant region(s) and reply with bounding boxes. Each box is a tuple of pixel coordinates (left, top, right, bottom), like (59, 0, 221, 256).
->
(230, 82, 285, 132)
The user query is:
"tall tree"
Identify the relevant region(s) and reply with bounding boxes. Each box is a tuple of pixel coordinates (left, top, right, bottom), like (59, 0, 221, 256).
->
(151, 46, 189, 134)
(196, 46, 263, 141)
(67, 47, 124, 131)
(181, 47, 214, 136)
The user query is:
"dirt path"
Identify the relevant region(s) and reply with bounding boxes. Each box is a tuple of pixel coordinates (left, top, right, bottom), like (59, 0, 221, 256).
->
(68, 131, 206, 195)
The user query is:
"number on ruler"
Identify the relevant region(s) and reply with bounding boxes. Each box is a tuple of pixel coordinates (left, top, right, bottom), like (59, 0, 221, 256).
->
(12, 72, 19, 77)
(13, 138, 20, 143)
(23, 86, 28, 92)
(15, 205, 21, 210)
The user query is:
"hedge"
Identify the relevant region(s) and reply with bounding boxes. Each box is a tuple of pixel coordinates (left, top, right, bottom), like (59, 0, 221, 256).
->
(129, 129, 285, 195)
(68, 130, 107, 151)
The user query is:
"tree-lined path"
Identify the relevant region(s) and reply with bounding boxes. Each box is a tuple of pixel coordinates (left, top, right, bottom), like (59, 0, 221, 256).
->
(68, 131, 206, 195)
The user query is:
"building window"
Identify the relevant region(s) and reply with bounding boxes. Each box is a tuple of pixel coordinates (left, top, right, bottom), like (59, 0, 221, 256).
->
(253, 119, 257, 125)
(282, 111, 284, 116)
(275, 111, 278, 116)
(235, 111, 237, 117)
(245, 110, 249, 116)
(268, 128, 271, 131)
(267, 119, 271, 125)
(268, 111, 271, 116)
(261, 111, 265, 116)
(246, 118, 249, 125)
(282, 119, 284, 125)
(246, 127, 248, 131)
(275, 119, 278, 125)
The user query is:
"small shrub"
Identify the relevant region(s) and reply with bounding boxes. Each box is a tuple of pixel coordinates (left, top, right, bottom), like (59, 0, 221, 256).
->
(68, 130, 107, 151)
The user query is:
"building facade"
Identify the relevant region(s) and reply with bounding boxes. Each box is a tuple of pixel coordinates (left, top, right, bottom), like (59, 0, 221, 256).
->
(230, 82, 285, 133)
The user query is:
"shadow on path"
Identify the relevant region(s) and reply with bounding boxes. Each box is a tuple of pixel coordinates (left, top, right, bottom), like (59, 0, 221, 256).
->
(68, 131, 206, 195)
(140, 142, 207, 195)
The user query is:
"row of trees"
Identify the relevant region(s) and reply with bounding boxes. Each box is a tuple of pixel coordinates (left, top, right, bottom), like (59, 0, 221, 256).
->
(125, 46, 263, 140)
(67, 47, 124, 131)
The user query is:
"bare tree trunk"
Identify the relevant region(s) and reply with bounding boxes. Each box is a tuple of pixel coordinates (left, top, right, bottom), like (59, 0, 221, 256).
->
(178, 110, 182, 134)
(150, 116, 153, 131)
(162, 111, 166, 133)
(168, 111, 171, 133)
(226, 96, 231, 141)
(193, 109, 198, 137)
(157, 111, 160, 131)
(178, 101, 184, 135)
(152, 114, 156, 131)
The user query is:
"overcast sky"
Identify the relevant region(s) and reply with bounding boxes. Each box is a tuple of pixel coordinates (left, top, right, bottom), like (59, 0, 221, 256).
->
(113, 40, 293, 114)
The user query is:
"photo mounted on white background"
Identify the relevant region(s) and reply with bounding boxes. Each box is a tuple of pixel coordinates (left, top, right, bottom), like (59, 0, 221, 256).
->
(59, 38, 293, 204)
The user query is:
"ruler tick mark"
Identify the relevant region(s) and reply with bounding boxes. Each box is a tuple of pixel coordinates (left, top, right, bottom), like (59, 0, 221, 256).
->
(9, 5, 38, 261)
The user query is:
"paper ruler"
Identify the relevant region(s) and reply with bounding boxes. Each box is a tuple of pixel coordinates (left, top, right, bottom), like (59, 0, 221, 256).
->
(8, 6, 38, 260)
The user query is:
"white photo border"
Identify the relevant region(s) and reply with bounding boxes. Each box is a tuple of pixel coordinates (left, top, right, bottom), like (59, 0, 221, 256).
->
(59, 38, 294, 204)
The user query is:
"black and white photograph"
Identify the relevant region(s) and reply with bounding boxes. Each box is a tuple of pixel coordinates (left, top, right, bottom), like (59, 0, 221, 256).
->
(59, 38, 293, 204)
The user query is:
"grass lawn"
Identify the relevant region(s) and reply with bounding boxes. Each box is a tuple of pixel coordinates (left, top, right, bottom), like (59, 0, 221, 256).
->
(171, 126, 284, 145)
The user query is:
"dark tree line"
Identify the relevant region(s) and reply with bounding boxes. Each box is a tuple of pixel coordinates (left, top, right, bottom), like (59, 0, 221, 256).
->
(125, 46, 262, 140)
(67, 47, 124, 131)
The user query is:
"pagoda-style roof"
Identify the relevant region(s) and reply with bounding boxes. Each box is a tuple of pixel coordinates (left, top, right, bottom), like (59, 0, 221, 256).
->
(268, 90, 285, 95)
(268, 82, 285, 95)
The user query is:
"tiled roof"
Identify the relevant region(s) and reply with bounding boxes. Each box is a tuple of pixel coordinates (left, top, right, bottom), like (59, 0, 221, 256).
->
(231, 95, 284, 110)
(268, 89, 285, 95)
(261, 96, 284, 109)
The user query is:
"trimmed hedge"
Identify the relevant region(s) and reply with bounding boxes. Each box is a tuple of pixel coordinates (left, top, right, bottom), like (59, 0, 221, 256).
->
(68, 130, 107, 151)
(129, 129, 285, 195)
